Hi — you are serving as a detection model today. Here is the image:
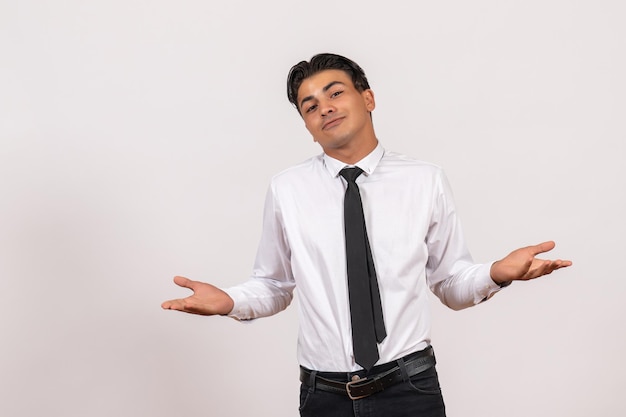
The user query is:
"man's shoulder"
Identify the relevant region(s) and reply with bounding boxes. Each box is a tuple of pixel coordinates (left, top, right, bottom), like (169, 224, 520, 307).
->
(380, 150, 443, 174)
(269, 153, 325, 184)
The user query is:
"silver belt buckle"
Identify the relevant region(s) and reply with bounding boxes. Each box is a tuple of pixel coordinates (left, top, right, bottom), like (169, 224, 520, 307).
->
(345, 378, 372, 400)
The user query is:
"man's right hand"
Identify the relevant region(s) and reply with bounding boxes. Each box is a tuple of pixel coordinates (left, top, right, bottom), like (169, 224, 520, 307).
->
(161, 276, 235, 316)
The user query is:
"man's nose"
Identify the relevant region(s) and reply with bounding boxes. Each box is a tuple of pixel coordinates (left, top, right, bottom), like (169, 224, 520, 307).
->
(321, 101, 336, 117)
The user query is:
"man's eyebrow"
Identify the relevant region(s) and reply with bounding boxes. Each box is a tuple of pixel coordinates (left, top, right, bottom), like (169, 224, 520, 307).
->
(299, 81, 346, 109)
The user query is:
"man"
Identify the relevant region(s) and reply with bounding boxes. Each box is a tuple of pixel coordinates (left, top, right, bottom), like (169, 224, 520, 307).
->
(162, 53, 571, 417)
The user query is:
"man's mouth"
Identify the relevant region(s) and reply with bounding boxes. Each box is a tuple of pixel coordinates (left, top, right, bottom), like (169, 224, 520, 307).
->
(322, 117, 343, 130)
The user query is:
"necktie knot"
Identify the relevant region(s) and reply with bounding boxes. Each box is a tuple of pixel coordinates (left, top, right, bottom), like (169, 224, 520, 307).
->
(340, 167, 364, 183)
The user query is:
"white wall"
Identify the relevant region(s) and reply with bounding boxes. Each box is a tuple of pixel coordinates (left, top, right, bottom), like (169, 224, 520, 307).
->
(1, 1, 624, 416)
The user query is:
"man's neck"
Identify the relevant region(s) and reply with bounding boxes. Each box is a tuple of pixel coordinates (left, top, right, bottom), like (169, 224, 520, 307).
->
(324, 138, 379, 165)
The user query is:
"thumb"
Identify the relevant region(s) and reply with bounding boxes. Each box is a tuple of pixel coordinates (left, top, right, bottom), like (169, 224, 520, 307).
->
(530, 241, 556, 256)
(173, 275, 195, 290)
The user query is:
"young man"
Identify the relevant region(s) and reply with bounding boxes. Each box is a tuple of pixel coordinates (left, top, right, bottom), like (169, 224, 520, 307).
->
(162, 53, 571, 417)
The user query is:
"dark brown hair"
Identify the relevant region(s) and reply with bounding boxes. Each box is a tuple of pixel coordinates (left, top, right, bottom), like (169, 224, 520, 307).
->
(287, 53, 371, 114)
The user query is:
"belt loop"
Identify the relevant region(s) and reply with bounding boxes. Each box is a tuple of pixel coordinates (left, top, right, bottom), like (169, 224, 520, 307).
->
(308, 370, 318, 393)
(397, 357, 409, 381)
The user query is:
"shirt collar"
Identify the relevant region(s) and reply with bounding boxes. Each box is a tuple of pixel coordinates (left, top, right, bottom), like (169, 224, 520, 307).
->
(323, 143, 385, 178)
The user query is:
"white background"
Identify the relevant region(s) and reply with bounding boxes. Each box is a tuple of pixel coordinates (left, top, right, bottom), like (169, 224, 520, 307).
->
(1, 1, 624, 416)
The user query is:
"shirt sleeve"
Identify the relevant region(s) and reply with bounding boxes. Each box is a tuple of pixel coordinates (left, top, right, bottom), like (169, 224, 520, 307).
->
(223, 182, 296, 320)
(425, 169, 503, 310)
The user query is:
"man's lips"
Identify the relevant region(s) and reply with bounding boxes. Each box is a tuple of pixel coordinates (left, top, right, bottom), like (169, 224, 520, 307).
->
(322, 117, 344, 130)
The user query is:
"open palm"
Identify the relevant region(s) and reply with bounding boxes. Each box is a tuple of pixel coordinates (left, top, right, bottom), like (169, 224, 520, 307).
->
(161, 276, 234, 316)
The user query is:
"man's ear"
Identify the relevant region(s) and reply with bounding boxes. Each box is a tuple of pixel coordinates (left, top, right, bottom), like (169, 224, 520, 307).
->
(363, 89, 376, 112)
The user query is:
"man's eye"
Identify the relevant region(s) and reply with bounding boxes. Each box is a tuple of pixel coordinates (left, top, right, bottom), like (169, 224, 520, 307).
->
(306, 104, 317, 113)
(331, 90, 343, 98)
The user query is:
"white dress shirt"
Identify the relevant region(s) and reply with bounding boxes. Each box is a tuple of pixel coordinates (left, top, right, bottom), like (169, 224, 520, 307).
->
(225, 144, 502, 372)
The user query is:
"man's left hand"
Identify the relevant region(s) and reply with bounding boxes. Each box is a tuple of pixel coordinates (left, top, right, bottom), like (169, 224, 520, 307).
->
(490, 241, 572, 285)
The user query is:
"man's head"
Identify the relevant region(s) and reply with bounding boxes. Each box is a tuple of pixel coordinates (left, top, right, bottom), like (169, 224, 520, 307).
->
(286, 53, 377, 163)
(287, 53, 371, 115)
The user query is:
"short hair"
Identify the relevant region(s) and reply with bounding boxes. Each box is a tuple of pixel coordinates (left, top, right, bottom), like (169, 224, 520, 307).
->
(287, 53, 371, 113)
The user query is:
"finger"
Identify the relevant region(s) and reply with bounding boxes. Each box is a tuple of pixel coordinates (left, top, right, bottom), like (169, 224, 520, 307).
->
(161, 299, 209, 315)
(526, 259, 551, 279)
(550, 259, 573, 270)
(529, 241, 556, 256)
(527, 259, 571, 279)
(173, 275, 195, 290)
(161, 298, 184, 310)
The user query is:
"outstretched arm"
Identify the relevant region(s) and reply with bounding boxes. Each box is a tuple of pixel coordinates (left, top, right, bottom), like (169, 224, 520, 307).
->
(490, 241, 572, 285)
(161, 276, 235, 316)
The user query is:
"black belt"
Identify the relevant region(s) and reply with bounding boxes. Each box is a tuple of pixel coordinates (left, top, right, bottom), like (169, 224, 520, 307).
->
(299, 346, 436, 400)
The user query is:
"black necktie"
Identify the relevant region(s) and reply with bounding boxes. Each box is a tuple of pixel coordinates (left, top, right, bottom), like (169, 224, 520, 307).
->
(340, 167, 386, 371)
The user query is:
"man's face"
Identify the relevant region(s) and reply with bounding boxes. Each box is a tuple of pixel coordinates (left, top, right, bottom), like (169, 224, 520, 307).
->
(296, 69, 375, 154)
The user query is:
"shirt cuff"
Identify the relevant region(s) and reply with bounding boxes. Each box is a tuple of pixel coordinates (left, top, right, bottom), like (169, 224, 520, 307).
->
(222, 286, 255, 321)
(475, 261, 506, 302)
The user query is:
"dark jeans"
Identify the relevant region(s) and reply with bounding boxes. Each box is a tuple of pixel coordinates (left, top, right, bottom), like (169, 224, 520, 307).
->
(299, 365, 446, 417)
